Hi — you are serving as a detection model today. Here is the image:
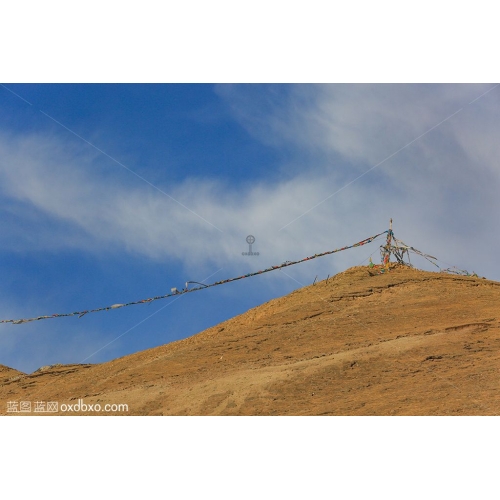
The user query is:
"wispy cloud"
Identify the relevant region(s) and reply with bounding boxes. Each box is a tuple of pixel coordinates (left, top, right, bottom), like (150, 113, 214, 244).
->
(1, 84, 499, 280)
(0, 130, 381, 267)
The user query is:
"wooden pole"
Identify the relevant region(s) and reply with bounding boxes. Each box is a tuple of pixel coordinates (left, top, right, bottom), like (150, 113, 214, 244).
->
(383, 218, 393, 270)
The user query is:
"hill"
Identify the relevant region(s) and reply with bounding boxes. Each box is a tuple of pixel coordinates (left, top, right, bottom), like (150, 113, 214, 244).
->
(1, 264, 499, 415)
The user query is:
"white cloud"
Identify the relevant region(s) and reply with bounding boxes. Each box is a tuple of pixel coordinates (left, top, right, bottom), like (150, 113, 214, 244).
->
(1, 83, 499, 284)
(0, 129, 381, 268)
(217, 84, 500, 277)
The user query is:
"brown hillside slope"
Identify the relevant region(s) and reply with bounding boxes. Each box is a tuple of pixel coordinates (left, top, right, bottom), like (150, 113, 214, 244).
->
(0, 365, 25, 384)
(1, 265, 500, 416)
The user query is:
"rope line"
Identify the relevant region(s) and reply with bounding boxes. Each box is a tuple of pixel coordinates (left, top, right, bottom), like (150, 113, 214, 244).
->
(0, 230, 388, 325)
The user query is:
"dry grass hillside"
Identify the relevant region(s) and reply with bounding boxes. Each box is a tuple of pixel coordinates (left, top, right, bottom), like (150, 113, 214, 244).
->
(1, 264, 500, 416)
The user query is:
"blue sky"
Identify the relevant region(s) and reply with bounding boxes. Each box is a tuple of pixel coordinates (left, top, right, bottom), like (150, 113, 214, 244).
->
(1, 83, 499, 373)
